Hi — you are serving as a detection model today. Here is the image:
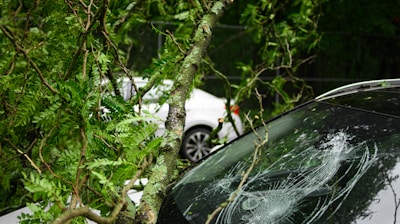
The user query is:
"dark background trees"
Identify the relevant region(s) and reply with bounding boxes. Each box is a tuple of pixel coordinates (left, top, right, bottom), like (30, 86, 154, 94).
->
(304, 0, 400, 93)
(126, 0, 400, 116)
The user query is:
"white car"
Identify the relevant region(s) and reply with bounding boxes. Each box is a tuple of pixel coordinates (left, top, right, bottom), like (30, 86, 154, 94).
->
(113, 77, 244, 162)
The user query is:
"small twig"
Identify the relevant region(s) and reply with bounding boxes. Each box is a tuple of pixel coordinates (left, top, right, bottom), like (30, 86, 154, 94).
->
(37, 126, 76, 191)
(64, 0, 108, 80)
(206, 88, 268, 223)
(81, 0, 93, 80)
(4, 138, 41, 174)
(255, 88, 267, 130)
(38, 126, 57, 174)
(166, 30, 186, 55)
(35, 126, 78, 213)
(100, 30, 131, 76)
(64, 0, 85, 29)
(205, 135, 264, 223)
(201, 0, 211, 11)
(123, 155, 153, 199)
(202, 59, 241, 136)
(94, 134, 119, 151)
(70, 127, 89, 210)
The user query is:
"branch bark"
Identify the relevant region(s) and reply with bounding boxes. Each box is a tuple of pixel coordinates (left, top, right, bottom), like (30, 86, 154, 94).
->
(135, 1, 234, 223)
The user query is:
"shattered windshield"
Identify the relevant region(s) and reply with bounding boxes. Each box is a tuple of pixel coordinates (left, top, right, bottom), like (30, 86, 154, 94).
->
(158, 99, 400, 224)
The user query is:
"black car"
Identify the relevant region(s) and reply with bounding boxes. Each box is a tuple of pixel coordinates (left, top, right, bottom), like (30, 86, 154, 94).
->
(157, 79, 400, 224)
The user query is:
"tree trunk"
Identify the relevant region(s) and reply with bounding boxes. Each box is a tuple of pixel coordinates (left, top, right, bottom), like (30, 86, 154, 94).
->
(134, 1, 234, 223)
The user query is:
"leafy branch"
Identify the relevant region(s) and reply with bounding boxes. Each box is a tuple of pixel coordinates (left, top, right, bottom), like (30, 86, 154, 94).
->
(0, 25, 58, 94)
(52, 155, 152, 224)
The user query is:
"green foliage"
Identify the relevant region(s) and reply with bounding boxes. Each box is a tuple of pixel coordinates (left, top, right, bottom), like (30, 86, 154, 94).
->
(0, 0, 164, 222)
(0, 0, 324, 223)
(22, 172, 66, 203)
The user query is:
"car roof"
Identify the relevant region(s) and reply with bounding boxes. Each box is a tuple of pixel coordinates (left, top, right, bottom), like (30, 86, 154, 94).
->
(315, 79, 400, 101)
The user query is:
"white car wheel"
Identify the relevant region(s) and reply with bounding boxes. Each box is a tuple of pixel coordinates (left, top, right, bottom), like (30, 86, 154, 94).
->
(181, 128, 212, 162)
